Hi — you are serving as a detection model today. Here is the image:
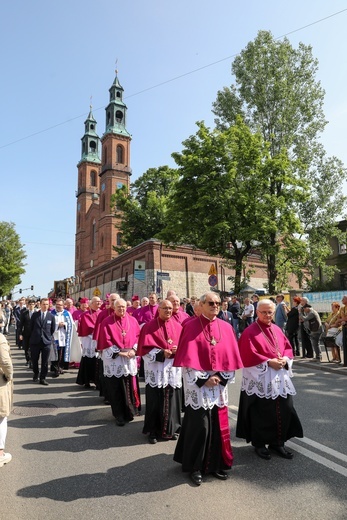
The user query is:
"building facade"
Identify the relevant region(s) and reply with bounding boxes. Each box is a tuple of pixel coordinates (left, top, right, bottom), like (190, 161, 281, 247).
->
(72, 73, 302, 301)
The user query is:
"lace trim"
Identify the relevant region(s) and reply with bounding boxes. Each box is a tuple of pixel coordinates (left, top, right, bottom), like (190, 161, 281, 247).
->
(241, 360, 296, 399)
(102, 346, 138, 377)
(183, 368, 235, 410)
(80, 335, 96, 358)
(143, 349, 182, 388)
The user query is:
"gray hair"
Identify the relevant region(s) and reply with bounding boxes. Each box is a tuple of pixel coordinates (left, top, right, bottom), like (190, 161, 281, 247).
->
(257, 299, 276, 311)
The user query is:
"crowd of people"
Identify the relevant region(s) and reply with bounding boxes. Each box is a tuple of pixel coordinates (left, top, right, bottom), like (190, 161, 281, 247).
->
(1, 290, 344, 480)
(9, 290, 342, 485)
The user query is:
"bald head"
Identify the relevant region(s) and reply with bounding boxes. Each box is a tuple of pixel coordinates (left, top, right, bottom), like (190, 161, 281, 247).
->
(90, 297, 101, 310)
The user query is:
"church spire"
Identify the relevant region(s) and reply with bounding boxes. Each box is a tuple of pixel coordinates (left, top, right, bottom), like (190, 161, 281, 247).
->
(104, 72, 131, 137)
(80, 105, 101, 164)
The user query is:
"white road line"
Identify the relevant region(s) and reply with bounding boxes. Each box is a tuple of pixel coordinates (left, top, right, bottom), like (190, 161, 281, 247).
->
(228, 404, 347, 476)
(297, 437, 347, 464)
(286, 441, 347, 478)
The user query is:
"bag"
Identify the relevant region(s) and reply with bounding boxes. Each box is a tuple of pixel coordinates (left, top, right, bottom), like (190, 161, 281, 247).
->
(335, 331, 343, 348)
(326, 327, 339, 337)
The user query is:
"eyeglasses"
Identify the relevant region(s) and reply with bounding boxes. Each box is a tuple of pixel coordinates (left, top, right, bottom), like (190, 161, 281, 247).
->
(258, 311, 275, 316)
(207, 301, 221, 307)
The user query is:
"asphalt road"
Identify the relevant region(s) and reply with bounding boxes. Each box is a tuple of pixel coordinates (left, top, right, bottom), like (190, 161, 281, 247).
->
(2, 330, 347, 520)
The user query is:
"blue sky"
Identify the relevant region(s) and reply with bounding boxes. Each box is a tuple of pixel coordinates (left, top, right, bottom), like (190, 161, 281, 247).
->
(1, 1, 347, 299)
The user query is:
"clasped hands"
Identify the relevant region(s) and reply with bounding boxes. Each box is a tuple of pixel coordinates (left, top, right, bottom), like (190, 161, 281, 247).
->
(119, 349, 136, 359)
(164, 346, 177, 358)
(268, 357, 287, 370)
(205, 374, 221, 387)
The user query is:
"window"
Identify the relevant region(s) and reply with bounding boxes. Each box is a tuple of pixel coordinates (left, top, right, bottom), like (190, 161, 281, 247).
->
(339, 242, 347, 255)
(116, 145, 124, 164)
(91, 219, 96, 251)
(90, 170, 97, 187)
(102, 194, 106, 212)
(89, 140, 96, 153)
(117, 232, 122, 246)
(116, 110, 123, 123)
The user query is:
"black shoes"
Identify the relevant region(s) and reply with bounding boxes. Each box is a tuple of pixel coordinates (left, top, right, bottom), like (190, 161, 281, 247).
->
(190, 470, 202, 486)
(40, 379, 49, 386)
(212, 470, 228, 480)
(269, 445, 294, 459)
(255, 447, 271, 460)
(115, 417, 125, 427)
(33, 376, 38, 382)
(149, 434, 157, 444)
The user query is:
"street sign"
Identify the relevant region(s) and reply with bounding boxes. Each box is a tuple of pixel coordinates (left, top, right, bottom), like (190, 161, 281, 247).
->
(157, 271, 171, 281)
(93, 287, 101, 296)
(208, 264, 217, 276)
(208, 274, 218, 287)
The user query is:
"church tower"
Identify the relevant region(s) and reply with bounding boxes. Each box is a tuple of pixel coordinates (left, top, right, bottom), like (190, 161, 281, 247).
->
(97, 72, 132, 266)
(75, 107, 101, 276)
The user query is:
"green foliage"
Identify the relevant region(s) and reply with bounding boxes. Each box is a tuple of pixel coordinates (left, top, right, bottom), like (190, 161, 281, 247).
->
(112, 166, 179, 252)
(160, 117, 273, 293)
(0, 222, 26, 297)
(212, 30, 346, 292)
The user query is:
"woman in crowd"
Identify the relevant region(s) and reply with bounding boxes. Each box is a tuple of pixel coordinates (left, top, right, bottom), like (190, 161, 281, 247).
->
(324, 301, 341, 363)
(0, 332, 13, 467)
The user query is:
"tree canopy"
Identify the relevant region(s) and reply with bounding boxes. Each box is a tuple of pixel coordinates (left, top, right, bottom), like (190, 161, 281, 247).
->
(211, 30, 347, 292)
(112, 165, 179, 252)
(0, 221, 26, 297)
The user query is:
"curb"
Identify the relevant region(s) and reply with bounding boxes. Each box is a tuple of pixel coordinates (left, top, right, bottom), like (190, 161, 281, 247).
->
(294, 359, 347, 376)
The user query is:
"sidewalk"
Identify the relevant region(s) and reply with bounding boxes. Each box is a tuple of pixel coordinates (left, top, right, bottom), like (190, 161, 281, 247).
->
(294, 349, 347, 375)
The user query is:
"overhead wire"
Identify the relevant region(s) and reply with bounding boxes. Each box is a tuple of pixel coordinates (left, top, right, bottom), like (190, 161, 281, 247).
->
(0, 8, 346, 151)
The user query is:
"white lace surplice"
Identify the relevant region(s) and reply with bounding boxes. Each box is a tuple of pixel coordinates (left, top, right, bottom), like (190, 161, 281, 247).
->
(241, 359, 296, 399)
(143, 348, 182, 389)
(183, 367, 235, 410)
(80, 335, 96, 358)
(102, 346, 137, 378)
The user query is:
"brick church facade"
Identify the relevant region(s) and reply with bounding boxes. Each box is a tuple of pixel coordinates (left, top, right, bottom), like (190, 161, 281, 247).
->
(71, 73, 298, 301)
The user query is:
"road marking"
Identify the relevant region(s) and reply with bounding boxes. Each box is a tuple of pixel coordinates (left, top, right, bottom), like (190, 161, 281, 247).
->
(297, 437, 347, 464)
(228, 405, 347, 477)
(286, 441, 347, 477)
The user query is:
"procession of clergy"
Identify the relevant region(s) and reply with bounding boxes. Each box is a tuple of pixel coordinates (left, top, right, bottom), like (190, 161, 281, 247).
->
(31, 290, 304, 487)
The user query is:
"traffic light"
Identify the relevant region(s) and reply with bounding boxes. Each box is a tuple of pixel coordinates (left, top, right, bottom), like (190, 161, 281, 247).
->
(31, 285, 34, 291)
(19, 289, 22, 294)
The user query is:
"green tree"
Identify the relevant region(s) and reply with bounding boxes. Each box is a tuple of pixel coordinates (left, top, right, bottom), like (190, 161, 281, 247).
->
(112, 165, 179, 252)
(212, 30, 346, 292)
(160, 117, 289, 293)
(0, 222, 26, 297)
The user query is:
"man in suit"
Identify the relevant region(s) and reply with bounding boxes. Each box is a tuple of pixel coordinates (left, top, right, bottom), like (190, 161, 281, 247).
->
(228, 296, 241, 336)
(18, 299, 37, 366)
(13, 297, 26, 347)
(218, 300, 234, 326)
(29, 298, 56, 386)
